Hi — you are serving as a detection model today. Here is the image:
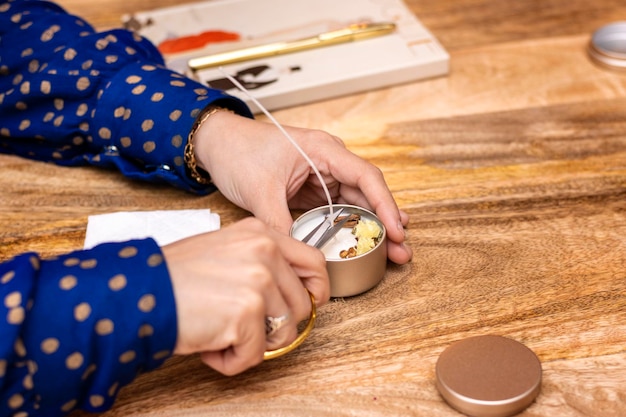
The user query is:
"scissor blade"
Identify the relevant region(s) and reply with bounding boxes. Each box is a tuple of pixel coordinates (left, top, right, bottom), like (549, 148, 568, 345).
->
(313, 214, 352, 249)
(302, 208, 344, 246)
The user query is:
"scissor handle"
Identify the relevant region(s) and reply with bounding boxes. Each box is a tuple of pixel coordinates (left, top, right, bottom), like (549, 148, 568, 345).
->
(264, 290, 316, 360)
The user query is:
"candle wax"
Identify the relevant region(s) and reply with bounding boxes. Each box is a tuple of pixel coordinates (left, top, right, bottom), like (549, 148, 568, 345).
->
(292, 213, 374, 260)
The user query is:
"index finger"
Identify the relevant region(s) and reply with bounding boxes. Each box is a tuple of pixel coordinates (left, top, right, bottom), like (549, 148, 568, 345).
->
(270, 229, 330, 306)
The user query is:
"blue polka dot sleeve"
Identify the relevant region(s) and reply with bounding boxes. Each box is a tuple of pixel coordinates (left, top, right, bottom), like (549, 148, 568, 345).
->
(0, 0, 253, 194)
(1, 239, 177, 416)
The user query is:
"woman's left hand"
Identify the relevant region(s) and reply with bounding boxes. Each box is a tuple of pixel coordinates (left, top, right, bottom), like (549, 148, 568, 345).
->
(193, 111, 412, 265)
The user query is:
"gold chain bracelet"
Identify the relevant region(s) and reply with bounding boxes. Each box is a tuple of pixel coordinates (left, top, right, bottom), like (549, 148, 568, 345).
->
(184, 105, 233, 185)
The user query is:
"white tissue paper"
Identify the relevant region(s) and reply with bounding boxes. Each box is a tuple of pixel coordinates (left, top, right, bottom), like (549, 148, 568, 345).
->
(84, 209, 220, 249)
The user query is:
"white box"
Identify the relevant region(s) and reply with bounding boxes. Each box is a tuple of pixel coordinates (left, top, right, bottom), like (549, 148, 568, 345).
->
(123, 0, 449, 112)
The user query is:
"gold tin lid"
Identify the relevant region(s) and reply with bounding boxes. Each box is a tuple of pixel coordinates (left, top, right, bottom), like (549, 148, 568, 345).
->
(588, 21, 626, 71)
(436, 335, 542, 417)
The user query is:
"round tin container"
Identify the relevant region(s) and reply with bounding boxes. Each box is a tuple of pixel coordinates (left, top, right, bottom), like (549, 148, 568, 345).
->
(291, 204, 387, 297)
(588, 21, 626, 71)
(436, 335, 542, 417)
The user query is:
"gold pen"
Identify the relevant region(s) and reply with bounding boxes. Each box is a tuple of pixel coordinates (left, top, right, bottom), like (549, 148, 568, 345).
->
(188, 22, 396, 71)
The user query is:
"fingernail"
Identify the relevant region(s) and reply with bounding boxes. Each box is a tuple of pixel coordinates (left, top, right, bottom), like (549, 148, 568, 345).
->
(402, 242, 413, 260)
(397, 221, 406, 238)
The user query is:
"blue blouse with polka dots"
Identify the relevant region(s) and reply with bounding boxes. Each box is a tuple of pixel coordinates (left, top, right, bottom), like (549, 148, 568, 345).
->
(1, 0, 253, 415)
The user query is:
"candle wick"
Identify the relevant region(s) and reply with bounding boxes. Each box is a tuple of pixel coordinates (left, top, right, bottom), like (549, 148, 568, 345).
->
(217, 67, 335, 216)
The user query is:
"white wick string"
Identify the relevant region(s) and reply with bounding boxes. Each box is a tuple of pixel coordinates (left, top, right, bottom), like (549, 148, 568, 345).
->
(218, 67, 334, 215)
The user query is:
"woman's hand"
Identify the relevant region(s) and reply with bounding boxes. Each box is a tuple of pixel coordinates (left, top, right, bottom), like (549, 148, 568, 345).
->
(161, 217, 329, 376)
(193, 111, 412, 265)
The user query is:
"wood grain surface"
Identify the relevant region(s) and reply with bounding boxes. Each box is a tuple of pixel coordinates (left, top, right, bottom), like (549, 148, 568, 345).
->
(2, 1, 626, 416)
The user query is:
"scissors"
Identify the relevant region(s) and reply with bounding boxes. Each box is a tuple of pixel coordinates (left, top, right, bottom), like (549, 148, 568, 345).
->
(301, 207, 352, 249)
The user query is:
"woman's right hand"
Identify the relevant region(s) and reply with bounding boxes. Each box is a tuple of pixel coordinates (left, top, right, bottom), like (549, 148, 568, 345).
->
(161, 217, 329, 376)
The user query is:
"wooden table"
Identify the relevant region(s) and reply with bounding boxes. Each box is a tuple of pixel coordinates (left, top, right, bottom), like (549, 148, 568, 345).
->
(2, 1, 626, 416)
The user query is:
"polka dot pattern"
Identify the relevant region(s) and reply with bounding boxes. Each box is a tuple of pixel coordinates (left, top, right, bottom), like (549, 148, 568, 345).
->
(0, 2, 250, 413)
(1, 0, 252, 197)
(1, 238, 177, 415)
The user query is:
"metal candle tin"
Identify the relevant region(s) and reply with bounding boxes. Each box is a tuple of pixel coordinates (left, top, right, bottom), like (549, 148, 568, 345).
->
(588, 21, 626, 71)
(291, 204, 387, 297)
(436, 335, 542, 417)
